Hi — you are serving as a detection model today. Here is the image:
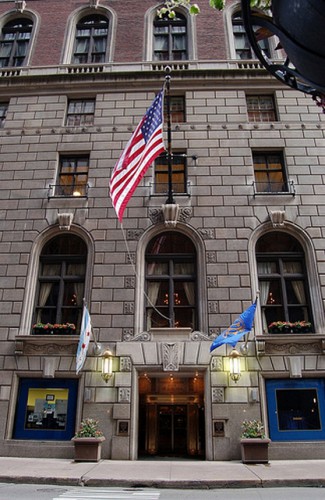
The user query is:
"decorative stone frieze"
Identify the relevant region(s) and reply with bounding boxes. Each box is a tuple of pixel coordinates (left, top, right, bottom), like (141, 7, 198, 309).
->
(15, 336, 78, 356)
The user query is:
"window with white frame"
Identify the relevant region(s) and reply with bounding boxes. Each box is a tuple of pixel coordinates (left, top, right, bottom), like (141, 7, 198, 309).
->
(256, 231, 313, 333)
(153, 12, 187, 61)
(232, 11, 270, 60)
(72, 14, 109, 64)
(0, 17, 33, 67)
(33, 234, 87, 332)
(145, 232, 197, 330)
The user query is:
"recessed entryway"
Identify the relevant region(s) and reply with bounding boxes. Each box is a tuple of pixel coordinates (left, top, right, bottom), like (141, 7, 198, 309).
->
(138, 372, 205, 459)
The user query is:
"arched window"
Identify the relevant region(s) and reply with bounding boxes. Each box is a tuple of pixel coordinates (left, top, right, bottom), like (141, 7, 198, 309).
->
(232, 11, 270, 60)
(145, 232, 197, 329)
(0, 17, 33, 67)
(72, 14, 109, 64)
(153, 12, 187, 61)
(33, 234, 87, 330)
(256, 232, 313, 332)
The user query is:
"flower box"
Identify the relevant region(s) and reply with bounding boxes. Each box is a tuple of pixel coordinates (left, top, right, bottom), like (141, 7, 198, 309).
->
(268, 321, 312, 334)
(32, 323, 77, 335)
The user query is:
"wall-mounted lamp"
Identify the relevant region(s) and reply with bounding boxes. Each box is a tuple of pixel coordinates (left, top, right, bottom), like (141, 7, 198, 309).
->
(101, 349, 113, 383)
(229, 349, 241, 383)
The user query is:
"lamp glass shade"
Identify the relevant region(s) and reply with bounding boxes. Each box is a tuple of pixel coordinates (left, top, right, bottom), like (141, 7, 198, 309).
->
(101, 349, 113, 382)
(229, 349, 241, 382)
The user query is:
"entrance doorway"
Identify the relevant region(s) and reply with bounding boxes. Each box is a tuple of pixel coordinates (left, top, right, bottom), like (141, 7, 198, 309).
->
(138, 372, 205, 459)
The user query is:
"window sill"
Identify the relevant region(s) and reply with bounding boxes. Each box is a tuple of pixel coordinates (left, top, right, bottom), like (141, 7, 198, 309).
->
(255, 333, 325, 356)
(15, 334, 79, 356)
(149, 327, 192, 341)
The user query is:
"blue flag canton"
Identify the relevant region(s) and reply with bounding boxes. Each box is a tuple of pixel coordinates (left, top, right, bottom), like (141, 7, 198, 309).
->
(141, 91, 163, 143)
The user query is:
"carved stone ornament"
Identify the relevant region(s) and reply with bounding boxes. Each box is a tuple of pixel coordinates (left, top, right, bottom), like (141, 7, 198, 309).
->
(190, 330, 211, 341)
(269, 210, 286, 228)
(212, 387, 224, 403)
(265, 342, 322, 355)
(149, 206, 192, 225)
(118, 388, 131, 403)
(15, 336, 78, 356)
(162, 342, 180, 371)
(120, 356, 132, 372)
(123, 330, 151, 342)
(57, 212, 73, 230)
(211, 356, 223, 371)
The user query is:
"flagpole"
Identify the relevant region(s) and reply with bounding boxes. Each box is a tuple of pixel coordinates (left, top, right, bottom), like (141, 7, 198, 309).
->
(165, 66, 175, 205)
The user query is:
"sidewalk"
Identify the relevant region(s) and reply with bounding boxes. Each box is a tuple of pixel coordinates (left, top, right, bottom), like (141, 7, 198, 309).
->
(0, 457, 325, 489)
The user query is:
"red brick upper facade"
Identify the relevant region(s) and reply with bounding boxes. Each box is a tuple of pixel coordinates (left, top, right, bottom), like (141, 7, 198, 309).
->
(0, 0, 228, 67)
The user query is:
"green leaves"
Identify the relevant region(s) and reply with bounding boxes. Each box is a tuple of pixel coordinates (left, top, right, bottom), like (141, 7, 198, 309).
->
(158, 0, 272, 18)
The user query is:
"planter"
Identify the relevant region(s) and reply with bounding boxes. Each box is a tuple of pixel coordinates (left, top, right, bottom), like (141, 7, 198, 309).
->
(72, 436, 105, 462)
(240, 438, 271, 464)
(272, 0, 325, 88)
(32, 327, 76, 335)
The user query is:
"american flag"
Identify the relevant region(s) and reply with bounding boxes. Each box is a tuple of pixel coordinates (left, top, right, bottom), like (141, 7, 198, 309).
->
(110, 89, 165, 222)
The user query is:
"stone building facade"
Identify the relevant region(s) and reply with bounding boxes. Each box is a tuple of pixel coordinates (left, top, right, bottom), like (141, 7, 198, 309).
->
(1, 0, 325, 461)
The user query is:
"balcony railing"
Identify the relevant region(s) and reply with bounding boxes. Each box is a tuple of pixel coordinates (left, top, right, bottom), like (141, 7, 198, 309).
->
(252, 180, 295, 197)
(47, 184, 89, 200)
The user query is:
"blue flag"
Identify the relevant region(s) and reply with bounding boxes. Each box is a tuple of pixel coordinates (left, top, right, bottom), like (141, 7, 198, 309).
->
(210, 300, 257, 353)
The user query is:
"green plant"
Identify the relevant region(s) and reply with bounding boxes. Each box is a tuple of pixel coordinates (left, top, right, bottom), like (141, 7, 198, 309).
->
(158, 0, 272, 18)
(74, 418, 104, 438)
(241, 419, 265, 438)
(32, 322, 76, 330)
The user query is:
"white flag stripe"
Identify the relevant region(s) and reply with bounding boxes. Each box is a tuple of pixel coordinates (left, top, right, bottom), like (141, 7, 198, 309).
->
(111, 127, 164, 212)
(76, 305, 92, 374)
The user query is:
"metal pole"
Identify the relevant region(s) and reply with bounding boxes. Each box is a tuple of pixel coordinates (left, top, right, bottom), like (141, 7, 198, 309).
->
(165, 66, 175, 204)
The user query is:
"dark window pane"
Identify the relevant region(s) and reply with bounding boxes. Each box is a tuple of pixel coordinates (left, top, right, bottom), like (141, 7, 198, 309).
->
(276, 389, 321, 431)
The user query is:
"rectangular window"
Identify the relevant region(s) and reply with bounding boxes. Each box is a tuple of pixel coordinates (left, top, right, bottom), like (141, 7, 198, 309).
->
(66, 99, 95, 127)
(13, 378, 78, 440)
(0, 102, 8, 127)
(154, 153, 187, 195)
(253, 151, 288, 193)
(266, 379, 325, 441)
(247, 95, 277, 122)
(165, 95, 186, 123)
(55, 155, 89, 197)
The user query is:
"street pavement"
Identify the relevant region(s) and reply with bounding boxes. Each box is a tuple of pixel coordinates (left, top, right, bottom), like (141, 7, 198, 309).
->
(0, 457, 325, 489)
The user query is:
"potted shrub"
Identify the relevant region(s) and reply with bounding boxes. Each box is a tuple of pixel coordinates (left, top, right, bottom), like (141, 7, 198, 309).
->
(240, 419, 271, 464)
(292, 321, 312, 334)
(72, 418, 105, 462)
